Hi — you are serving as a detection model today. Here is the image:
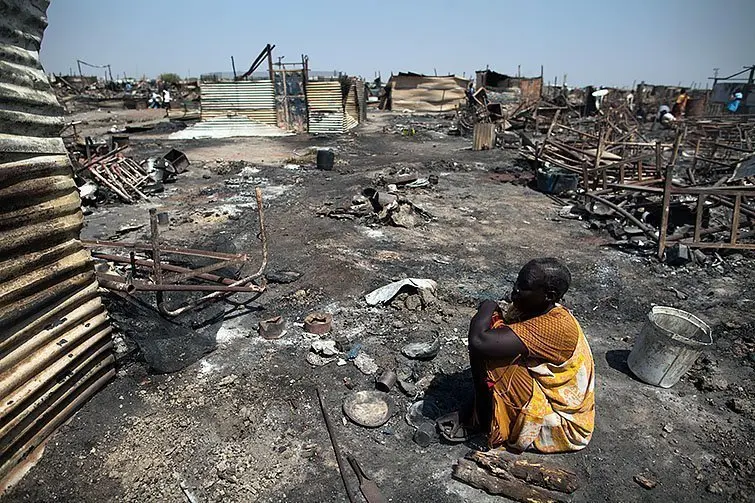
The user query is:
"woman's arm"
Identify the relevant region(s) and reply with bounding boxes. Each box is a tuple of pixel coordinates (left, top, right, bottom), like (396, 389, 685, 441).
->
(468, 300, 528, 359)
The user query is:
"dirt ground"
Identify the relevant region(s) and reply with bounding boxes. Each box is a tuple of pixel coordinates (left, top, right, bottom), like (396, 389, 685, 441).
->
(6, 110, 755, 503)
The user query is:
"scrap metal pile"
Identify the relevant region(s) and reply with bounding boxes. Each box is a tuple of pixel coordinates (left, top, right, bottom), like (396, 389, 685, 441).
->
(67, 137, 189, 204)
(85, 188, 269, 316)
(520, 104, 755, 262)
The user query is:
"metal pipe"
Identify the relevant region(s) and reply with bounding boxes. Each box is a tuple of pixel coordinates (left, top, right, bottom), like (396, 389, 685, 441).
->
(91, 252, 240, 286)
(161, 256, 246, 285)
(87, 166, 133, 203)
(96, 277, 136, 294)
(82, 240, 250, 262)
(583, 192, 658, 241)
(317, 388, 358, 503)
(95, 273, 263, 293)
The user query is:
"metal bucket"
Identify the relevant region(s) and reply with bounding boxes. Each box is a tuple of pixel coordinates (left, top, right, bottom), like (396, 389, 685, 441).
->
(627, 306, 712, 388)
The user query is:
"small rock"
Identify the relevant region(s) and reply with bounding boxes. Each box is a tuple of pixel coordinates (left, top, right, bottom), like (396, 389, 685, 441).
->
(398, 380, 417, 396)
(404, 294, 423, 311)
(353, 353, 378, 375)
(306, 352, 336, 367)
(265, 270, 303, 284)
(311, 340, 339, 357)
(217, 375, 237, 387)
(706, 482, 724, 494)
(633, 474, 657, 489)
(662, 424, 674, 433)
(726, 398, 747, 414)
(402, 338, 441, 360)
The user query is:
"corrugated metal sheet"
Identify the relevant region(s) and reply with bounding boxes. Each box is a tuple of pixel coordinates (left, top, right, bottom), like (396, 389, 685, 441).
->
(308, 112, 345, 134)
(306, 81, 345, 133)
(0, 0, 113, 492)
(200, 81, 277, 124)
(169, 117, 294, 139)
(355, 82, 367, 122)
(344, 83, 359, 130)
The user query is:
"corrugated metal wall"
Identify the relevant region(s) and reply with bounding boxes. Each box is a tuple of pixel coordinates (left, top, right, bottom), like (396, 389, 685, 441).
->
(306, 81, 345, 134)
(200, 81, 277, 124)
(0, 0, 113, 491)
(344, 83, 359, 130)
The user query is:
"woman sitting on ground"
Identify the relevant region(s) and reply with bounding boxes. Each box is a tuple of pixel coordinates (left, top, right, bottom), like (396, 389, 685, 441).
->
(438, 258, 595, 452)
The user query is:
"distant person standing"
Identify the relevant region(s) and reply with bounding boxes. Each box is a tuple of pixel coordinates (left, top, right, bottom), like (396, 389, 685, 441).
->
(671, 89, 689, 118)
(727, 91, 743, 113)
(162, 88, 172, 117)
(466, 81, 475, 106)
(148, 90, 160, 109)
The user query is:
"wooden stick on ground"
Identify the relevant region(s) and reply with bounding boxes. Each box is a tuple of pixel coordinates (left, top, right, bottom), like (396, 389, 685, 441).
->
(467, 450, 581, 494)
(453, 459, 567, 503)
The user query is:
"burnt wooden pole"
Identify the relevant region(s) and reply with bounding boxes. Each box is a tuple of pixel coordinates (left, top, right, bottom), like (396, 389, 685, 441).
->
(266, 44, 274, 82)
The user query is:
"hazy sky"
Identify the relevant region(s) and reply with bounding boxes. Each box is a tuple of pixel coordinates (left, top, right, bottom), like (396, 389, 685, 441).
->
(40, 0, 755, 88)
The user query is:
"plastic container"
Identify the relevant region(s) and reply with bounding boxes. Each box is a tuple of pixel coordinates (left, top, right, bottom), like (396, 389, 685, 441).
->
(316, 149, 334, 171)
(627, 306, 712, 388)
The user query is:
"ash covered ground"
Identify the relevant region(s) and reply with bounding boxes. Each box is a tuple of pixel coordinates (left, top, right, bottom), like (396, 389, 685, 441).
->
(7, 110, 755, 503)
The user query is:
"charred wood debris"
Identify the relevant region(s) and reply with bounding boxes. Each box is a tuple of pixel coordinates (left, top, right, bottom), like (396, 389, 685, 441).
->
(449, 91, 755, 265)
(64, 131, 189, 205)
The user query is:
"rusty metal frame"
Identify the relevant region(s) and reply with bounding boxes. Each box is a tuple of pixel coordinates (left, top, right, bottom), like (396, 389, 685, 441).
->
(82, 187, 268, 316)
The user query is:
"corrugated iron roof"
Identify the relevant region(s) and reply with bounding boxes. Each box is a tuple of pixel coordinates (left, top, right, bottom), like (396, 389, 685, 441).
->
(0, 1, 113, 490)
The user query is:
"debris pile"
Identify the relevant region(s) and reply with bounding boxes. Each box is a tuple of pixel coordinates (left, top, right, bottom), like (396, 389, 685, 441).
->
(319, 168, 436, 228)
(71, 146, 189, 204)
(518, 104, 755, 261)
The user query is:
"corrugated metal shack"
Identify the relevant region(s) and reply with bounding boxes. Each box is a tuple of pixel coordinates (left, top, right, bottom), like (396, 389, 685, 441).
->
(475, 70, 543, 104)
(198, 76, 364, 135)
(0, 0, 113, 491)
(381, 73, 468, 112)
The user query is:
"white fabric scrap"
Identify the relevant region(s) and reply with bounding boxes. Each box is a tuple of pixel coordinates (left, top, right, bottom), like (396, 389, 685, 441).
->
(365, 278, 437, 306)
